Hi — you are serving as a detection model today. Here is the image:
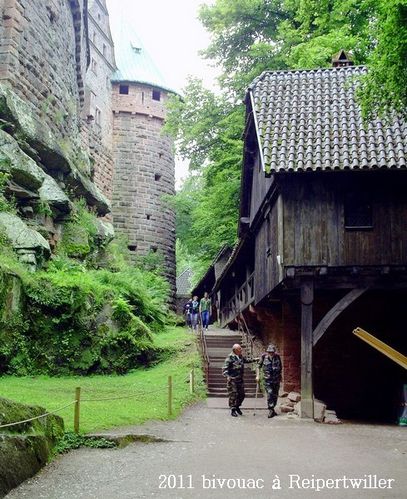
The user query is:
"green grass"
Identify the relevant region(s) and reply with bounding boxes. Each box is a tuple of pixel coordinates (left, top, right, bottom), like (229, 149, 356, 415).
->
(0, 327, 206, 434)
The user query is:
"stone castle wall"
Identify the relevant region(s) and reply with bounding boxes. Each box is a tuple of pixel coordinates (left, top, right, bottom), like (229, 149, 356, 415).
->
(0, 0, 88, 143)
(81, 0, 115, 200)
(0, 0, 176, 296)
(112, 83, 176, 298)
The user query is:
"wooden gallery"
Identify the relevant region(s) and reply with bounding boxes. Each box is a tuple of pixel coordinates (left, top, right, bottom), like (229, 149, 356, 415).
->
(195, 55, 407, 421)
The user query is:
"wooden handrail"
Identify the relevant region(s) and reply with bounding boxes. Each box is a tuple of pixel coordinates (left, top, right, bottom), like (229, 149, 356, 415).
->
(198, 324, 210, 382)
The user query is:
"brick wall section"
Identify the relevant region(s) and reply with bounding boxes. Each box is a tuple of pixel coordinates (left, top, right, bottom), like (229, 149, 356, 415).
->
(81, 123, 114, 200)
(84, 0, 115, 147)
(112, 83, 176, 300)
(0, 0, 87, 142)
(244, 300, 301, 392)
(81, 0, 115, 201)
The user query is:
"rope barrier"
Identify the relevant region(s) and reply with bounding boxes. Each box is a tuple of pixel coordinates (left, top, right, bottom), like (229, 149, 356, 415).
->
(0, 370, 199, 433)
(0, 400, 77, 430)
(81, 381, 189, 402)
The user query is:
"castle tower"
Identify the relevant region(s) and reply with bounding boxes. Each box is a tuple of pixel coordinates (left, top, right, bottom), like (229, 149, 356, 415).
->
(110, 19, 176, 301)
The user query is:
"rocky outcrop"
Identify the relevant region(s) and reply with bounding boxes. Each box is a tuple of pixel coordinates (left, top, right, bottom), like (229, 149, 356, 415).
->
(0, 213, 50, 270)
(0, 397, 64, 497)
(0, 88, 111, 217)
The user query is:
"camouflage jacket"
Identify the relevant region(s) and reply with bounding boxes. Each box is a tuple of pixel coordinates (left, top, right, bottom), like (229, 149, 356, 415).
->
(259, 353, 282, 383)
(222, 353, 254, 380)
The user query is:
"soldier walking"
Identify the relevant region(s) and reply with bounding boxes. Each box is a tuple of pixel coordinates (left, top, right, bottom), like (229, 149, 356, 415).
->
(258, 344, 282, 418)
(222, 343, 257, 417)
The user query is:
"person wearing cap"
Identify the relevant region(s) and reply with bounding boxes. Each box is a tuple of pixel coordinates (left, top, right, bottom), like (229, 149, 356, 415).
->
(222, 343, 258, 417)
(258, 344, 282, 418)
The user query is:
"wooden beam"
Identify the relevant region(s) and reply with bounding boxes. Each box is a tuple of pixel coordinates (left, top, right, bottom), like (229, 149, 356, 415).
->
(301, 279, 314, 418)
(313, 288, 368, 347)
(353, 327, 407, 370)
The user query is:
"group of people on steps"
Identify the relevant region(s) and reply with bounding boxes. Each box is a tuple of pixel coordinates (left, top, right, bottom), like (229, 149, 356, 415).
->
(183, 292, 211, 332)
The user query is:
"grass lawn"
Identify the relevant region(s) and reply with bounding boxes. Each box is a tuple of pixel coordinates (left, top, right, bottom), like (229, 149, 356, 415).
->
(0, 327, 206, 434)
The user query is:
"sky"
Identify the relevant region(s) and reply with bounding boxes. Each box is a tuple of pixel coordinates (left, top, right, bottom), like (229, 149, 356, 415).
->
(105, 0, 219, 186)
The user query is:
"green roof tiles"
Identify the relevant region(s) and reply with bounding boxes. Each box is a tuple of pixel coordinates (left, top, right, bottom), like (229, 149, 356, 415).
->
(110, 15, 174, 93)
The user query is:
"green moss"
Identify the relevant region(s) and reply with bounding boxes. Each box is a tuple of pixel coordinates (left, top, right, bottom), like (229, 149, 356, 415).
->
(59, 199, 97, 258)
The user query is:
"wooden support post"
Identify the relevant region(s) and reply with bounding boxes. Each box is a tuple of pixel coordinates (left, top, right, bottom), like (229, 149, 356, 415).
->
(74, 386, 81, 434)
(168, 376, 173, 416)
(301, 280, 314, 419)
(190, 369, 195, 394)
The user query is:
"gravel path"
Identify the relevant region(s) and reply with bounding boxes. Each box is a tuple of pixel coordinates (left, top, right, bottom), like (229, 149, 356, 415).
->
(6, 402, 407, 499)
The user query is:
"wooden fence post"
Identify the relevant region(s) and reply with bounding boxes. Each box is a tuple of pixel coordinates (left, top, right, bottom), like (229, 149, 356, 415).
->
(168, 376, 173, 416)
(74, 386, 81, 434)
(190, 369, 195, 394)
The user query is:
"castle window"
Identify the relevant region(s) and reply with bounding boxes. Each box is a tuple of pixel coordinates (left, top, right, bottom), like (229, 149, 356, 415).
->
(151, 245, 158, 253)
(128, 245, 137, 252)
(152, 89, 161, 101)
(102, 44, 107, 57)
(119, 84, 129, 95)
(91, 58, 97, 74)
(154, 173, 162, 181)
(95, 107, 101, 126)
(344, 192, 373, 229)
(146, 214, 151, 220)
(92, 31, 96, 44)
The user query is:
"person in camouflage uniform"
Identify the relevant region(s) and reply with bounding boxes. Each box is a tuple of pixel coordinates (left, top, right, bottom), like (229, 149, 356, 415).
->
(258, 344, 282, 418)
(222, 344, 257, 417)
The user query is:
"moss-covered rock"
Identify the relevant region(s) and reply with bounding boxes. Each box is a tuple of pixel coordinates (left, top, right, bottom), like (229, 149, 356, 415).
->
(0, 85, 110, 216)
(0, 213, 50, 269)
(0, 397, 64, 497)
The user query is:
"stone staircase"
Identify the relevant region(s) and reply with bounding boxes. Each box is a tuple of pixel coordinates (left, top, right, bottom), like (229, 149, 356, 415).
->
(204, 329, 262, 398)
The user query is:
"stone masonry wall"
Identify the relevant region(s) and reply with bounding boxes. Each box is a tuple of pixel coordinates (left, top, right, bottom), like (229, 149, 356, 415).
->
(244, 300, 301, 393)
(0, 0, 88, 143)
(81, 123, 114, 200)
(81, 0, 115, 201)
(112, 86, 176, 298)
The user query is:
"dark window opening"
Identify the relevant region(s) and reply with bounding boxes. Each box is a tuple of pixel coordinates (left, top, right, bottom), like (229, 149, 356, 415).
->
(142, 92, 145, 104)
(344, 193, 373, 229)
(146, 214, 151, 220)
(119, 84, 129, 95)
(128, 245, 137, 252)
(154, 173, 162, 181)
(158, 152, 163, 159)
(152, 89, 161, 101)
(151, 245, 158, 253)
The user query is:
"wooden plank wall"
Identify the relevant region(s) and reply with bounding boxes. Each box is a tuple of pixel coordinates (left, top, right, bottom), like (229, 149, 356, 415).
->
(254, 196, 281, 303)
(250, 153, 273, 224)
(282, 172, 407, 267)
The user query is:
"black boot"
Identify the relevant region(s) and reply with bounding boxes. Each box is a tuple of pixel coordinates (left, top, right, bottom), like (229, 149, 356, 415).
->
(268, 409, 276, 418)
(231, 409, 238, 417)
(235, 407, 243, 415)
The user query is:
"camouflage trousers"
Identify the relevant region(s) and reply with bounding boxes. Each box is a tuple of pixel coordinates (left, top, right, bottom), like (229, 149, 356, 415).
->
(265, 382, 280, 409)
(227, 378, 245, 409)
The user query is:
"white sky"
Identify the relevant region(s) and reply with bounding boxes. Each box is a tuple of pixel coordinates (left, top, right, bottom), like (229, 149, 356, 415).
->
(106, 0, 219, 186)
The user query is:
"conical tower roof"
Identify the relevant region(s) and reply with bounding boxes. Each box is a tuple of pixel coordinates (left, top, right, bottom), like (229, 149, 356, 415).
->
(110, 15, 174, 93)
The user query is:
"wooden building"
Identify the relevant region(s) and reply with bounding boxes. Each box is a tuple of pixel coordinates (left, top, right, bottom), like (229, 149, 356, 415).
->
(201, 60, 407, 421)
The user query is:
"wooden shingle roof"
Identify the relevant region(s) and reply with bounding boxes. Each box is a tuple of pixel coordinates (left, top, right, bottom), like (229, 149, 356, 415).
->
(248, 66, 407, 173)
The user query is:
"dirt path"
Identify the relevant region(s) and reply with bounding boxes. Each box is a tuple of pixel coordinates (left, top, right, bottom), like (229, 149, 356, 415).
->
(6, 402, 407, 499)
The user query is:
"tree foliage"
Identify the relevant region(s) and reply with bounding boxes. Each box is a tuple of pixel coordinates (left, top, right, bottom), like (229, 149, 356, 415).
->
(169, 0, 407, 282)
(359, 0, 407, 118)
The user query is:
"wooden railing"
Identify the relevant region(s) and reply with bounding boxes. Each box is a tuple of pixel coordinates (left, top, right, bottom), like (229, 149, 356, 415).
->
(219, 272, 255, 327)
(198, 324, 210, 383)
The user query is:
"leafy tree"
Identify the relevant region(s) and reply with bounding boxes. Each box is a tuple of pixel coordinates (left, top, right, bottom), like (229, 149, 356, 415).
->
(359, 0, 407, 118)
(169, 0, 407, 282)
